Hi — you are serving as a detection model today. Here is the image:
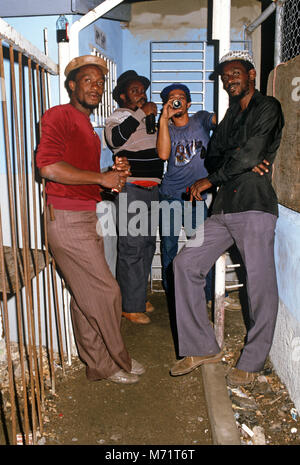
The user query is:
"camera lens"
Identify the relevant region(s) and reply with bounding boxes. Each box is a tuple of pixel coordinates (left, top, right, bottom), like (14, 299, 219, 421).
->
(172, 100, 182, 109)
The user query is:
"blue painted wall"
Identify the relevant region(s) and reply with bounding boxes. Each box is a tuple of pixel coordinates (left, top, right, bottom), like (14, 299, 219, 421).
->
(275, 206, 300, 323)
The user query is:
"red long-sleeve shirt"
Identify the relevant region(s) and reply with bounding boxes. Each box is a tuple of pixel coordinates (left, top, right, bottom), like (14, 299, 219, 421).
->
(36, 103, 102, 210)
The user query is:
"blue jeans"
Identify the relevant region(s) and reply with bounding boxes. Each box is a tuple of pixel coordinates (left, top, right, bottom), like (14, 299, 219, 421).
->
(159, 193, 213, 301)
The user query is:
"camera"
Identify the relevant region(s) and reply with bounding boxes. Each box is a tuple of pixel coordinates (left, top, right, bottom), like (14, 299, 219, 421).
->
(172, 99, 182, 109)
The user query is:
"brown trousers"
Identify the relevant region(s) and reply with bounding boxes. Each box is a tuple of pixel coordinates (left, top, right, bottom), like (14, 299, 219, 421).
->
(46, 206, 131, 380)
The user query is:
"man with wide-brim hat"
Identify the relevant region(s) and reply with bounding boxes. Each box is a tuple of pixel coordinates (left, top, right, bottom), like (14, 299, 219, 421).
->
(112, 70, 150, 106)
(105, 70, 164, 325)
(169, 50, 284, 388)
(36, 56, 145, 384)
(64, 54, 108, 97)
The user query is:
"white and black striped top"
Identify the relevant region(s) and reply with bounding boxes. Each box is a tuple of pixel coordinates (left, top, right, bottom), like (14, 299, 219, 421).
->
(104, 107, 164, 181)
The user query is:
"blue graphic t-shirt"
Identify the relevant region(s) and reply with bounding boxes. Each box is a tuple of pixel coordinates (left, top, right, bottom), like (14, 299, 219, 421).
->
(160, 111, 215, 200)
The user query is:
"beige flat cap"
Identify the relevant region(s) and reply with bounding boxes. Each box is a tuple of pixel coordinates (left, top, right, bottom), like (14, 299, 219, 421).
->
(64, 55, 108, 77)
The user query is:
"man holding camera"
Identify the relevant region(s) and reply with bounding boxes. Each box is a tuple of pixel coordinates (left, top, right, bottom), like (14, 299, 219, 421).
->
(157, 83, 216, 301)
(105, 70, 164, 324)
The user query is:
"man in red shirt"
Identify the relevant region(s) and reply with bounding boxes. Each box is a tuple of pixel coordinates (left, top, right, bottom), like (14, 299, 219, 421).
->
(36, 55, 144, 384)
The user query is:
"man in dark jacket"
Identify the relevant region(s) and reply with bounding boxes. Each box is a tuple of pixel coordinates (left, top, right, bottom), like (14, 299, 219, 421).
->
(170, 51, 284, 386)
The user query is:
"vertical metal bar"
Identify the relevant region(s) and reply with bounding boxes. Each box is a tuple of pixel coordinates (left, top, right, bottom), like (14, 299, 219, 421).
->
(10, 45, 39, 444)
(0, 300, 3, 339)
(113, 62, 117, 112)
(103, 56, 108, 121)
(50, 260, 65, 372)
(2, 42, 30, 445)
(203, 42, 206, 110)
(41, 68, 65, 373)
(41, 69, 65, 373)
(35, 63, 56, 394)
(28, 57, 45, 410)
(0, 41, 17, 445)
(62, 279, 72, 366)
(0, 214, 18, 444)
(18, 51, 44, 440)
(214, 254, 226, 349)
(43, 28, 52, 109)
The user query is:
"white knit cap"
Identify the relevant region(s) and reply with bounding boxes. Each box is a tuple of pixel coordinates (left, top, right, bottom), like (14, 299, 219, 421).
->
(219, 50, 255, 68)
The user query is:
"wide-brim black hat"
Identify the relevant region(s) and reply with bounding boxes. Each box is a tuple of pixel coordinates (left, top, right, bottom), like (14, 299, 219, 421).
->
(112, 70, 150, 102)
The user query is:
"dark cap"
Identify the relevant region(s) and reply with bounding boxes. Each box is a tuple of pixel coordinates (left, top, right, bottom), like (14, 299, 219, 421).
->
(160, 83, 191, 104)
(112, 70, 150, 102)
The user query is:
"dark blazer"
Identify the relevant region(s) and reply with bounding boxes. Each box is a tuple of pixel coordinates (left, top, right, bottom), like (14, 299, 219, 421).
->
(205, 90, 284, 216)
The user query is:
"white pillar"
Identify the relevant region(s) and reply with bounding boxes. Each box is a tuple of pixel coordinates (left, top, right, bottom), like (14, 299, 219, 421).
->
(58, 0, 125, 105)
(211, 0, 231, 348)
(212, 0, 231, 122)
(68, 0, 125, 60)
(274, 1, 284, 67)
(58, 42, 70, 104)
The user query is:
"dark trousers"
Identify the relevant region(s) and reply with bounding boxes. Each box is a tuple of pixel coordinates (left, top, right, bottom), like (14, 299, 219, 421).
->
(173, 210, 278, 372)
(46, 207, 131, 380)
(115, 183, 159, 313)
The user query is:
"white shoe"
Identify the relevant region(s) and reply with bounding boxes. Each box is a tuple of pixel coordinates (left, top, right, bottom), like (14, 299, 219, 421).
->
(130, 359, 145, 375)
(207, 296, 241, 311)
(225, 296, 241, 311)
(106, 369, 139, 384)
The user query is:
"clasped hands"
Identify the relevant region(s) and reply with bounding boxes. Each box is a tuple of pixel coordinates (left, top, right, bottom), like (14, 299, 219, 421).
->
(111, 156, 131, 192)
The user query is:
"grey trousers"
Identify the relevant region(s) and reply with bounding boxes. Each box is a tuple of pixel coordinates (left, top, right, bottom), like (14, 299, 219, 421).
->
(173, 211, 278, 372)
(46, 207, 131, 380)
(115, 183, 159, 313)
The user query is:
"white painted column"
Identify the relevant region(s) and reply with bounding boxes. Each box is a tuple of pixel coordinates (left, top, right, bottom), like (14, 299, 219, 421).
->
(68, 0, 125, 61)
(211, 0, 231, 349)
(58, 42, 70, 104)
(212, 0, 231, 121)
(58, 0, 125, 105)
(274, 0, 284, 67)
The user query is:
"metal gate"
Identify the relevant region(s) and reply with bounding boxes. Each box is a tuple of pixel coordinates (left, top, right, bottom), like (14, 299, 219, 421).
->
(0, 18, 68, 445)
(150, 40, 215, 114)
(149, 41, 215, 289)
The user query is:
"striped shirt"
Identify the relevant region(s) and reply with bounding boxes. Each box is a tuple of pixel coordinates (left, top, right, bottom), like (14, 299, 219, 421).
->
(104, 107, 164, 182)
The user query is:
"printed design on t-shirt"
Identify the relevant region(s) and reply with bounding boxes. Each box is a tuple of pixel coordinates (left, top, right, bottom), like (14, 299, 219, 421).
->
(174, 139, 205, 166)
